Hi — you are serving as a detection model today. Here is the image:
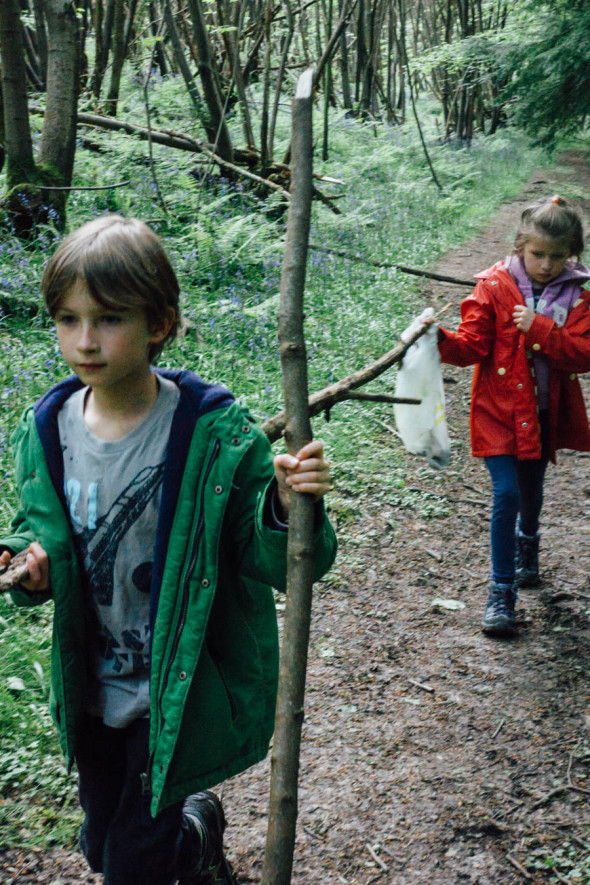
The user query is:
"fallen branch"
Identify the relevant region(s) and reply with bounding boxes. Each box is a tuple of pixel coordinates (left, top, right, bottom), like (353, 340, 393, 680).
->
(309, 243, 474, 286)
(36, 180, 130, 191)
(347, 392, 421, 405)
(261, 302, 452, 442)
(29, 105, 292, 202)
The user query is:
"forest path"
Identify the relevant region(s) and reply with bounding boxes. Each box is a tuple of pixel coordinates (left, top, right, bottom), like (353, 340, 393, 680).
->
(2, 155, 589, 884)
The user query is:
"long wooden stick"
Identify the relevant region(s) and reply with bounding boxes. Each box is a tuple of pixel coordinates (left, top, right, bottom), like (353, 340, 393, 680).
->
(261, 67, 316, 885)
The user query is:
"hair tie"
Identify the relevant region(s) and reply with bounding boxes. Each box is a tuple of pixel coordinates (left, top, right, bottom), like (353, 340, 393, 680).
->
(550, 195, 561, 203)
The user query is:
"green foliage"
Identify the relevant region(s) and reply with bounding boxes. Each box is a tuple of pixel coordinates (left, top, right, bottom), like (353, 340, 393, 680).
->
(495, 0, 590, 145)
(0, 68, 550, 848)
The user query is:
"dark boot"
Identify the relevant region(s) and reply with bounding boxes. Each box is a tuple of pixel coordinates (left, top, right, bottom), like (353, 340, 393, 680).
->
(481, 581, 517, 637)
(515, 532, 540, 587)
(179, 791, 237, 885)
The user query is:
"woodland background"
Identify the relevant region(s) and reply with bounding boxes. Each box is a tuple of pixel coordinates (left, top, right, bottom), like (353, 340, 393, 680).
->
(0, 0, 589, 882)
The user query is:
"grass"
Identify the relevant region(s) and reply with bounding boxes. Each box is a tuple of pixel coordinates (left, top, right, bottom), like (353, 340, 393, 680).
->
(0, 74, 553, 850)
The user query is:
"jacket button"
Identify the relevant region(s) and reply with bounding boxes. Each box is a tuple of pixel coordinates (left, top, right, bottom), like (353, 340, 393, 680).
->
(570, 373, 577, 380)
(201, 578, 210, 588)
(522, 422, 528, 429)
(231, 437, 240, 446)
(490, 280, 498, 286)
(179, 671, 187, 681)
(30, 471, 36, 479)
(497, 367, 506, 376)
(214, 485, 223, 494)
(517, 383, 523, 389)
(532, 343, 541, 351)
(242, 424, 251, 433)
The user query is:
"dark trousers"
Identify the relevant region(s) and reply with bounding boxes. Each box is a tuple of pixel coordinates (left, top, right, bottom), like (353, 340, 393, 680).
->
(76, 715, 195, 885)
(484, 411, 549, 585)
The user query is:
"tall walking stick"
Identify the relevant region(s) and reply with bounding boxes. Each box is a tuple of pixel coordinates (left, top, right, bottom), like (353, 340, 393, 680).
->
(260, 68, 316, 885)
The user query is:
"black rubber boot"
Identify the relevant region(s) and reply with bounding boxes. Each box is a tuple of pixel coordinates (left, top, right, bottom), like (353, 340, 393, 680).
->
(515, 532, 540, 587)
(179, 791, 237, 885)
(481, 581, 517, 638)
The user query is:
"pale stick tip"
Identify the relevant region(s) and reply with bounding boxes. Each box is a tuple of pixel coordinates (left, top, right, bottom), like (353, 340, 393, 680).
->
(295, 67, 315, 100)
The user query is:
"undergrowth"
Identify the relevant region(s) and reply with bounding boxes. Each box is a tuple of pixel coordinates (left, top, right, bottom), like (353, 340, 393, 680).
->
(0, 73, 562, 851)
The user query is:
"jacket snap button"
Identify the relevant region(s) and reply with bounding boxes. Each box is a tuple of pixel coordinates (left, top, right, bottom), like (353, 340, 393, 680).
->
(179, 671, 187, 681)
(201, 578, 210, 588)
(532, 343, 541, 351)
(497, 367, 506, 376)
(214, 485, 223, 494)
(522, 422, 528, 429)
(517, 383, 523, 389)
(490, 280, 498, 286)
(242, 424, 251, 433)
(570, 373, 577, 380)
(231, 437, 240, 446)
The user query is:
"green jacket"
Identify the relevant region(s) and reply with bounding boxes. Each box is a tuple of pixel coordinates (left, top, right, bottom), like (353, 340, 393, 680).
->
(2, 370, 337, 815)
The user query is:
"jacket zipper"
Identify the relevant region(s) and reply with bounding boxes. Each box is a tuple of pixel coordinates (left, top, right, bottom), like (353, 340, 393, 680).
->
(142, 438, 221, 794)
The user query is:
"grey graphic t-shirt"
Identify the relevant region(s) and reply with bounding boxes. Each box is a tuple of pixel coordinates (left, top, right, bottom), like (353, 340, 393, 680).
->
(58, 376, 180, 727)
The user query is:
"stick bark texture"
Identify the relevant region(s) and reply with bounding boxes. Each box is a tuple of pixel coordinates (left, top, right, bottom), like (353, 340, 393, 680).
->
(261, 67, 315, 885)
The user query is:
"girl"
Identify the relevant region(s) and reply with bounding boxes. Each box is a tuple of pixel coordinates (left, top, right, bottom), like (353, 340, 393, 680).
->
(434, 196, 590, 637)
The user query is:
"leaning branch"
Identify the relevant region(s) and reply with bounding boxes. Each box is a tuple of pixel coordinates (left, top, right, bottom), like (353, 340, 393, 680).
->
(29, 105, 292, 201)
(309, 243, 474, 286)
(262, 302, 452, 442)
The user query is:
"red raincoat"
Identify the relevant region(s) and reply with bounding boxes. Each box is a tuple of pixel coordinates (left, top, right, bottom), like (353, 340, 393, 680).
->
(438, 262, 590, 462)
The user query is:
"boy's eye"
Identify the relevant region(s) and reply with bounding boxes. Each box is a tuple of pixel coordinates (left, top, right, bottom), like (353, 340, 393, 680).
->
(56, 313, 77, 326)
(101, 314, 124, 325)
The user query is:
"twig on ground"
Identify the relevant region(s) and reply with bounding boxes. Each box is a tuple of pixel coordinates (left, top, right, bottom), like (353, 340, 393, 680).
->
(492, 719, 505, 739)
(408, 678, 435, 694)
(365, 844, 388, 873)
(506, 854, 533, 879)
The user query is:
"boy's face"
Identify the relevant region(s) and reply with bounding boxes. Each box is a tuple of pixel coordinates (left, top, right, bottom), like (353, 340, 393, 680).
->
(54, 280, 168, 394)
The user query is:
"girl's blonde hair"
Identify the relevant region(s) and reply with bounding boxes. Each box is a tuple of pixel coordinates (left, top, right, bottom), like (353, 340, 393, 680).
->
(42, 214, 181, 362)
(514, 195, 584, 258)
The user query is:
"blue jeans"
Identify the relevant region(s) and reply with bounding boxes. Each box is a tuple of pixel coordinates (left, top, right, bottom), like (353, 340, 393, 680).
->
(76, 715, 197, 885)
(484, 412, 549, 585)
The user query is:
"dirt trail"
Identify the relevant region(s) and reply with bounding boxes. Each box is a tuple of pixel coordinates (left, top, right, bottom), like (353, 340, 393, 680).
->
(2, 157, 589, 884)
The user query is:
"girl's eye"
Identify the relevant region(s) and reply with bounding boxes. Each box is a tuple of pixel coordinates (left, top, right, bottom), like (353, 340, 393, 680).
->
(101, 314, 124, 325)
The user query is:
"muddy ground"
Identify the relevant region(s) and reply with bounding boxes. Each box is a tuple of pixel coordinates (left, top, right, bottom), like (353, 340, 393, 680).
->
(2, 157, 589, 884)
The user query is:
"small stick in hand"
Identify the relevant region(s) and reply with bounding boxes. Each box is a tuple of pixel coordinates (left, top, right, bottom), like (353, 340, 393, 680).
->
(0, 550, 31, 593)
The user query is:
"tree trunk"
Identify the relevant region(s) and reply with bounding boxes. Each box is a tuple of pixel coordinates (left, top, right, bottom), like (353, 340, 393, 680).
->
(162, 0, 206, 117)
(39, 0, 80, 189)
(186, 0, 234, 162)
(0, 0, 36, 185)
(32, 0, 48, 87)
(260, 67, 315, 885)
(91, 0, 105, 99)
(104, 0, 126, 115)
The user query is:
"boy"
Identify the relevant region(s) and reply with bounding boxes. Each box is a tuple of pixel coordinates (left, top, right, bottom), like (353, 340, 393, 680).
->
(0, 215, 337, 885)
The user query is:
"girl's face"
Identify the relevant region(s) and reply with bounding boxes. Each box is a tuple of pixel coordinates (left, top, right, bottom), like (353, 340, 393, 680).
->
(522, 234, 571, 286)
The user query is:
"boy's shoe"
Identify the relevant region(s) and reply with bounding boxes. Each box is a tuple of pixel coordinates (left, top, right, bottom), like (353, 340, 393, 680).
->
(179, 790, 237, 885)
(481, 582, 517, 637)
(515, 532, 540, 587)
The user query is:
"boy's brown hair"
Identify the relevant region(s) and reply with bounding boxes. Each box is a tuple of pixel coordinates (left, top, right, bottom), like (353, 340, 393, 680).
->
(41, 214, 181, 361)
(514, 195, 585, 258)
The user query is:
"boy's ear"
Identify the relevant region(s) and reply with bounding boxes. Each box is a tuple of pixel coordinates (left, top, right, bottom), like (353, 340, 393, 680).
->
(149, 307, 176, 344)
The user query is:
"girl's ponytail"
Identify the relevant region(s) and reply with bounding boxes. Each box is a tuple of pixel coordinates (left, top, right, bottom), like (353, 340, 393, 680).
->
(514, 195, 584, 257)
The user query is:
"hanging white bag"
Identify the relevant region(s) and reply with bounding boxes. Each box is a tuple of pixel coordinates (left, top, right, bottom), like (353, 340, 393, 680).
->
(393, 307, 450, 469)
